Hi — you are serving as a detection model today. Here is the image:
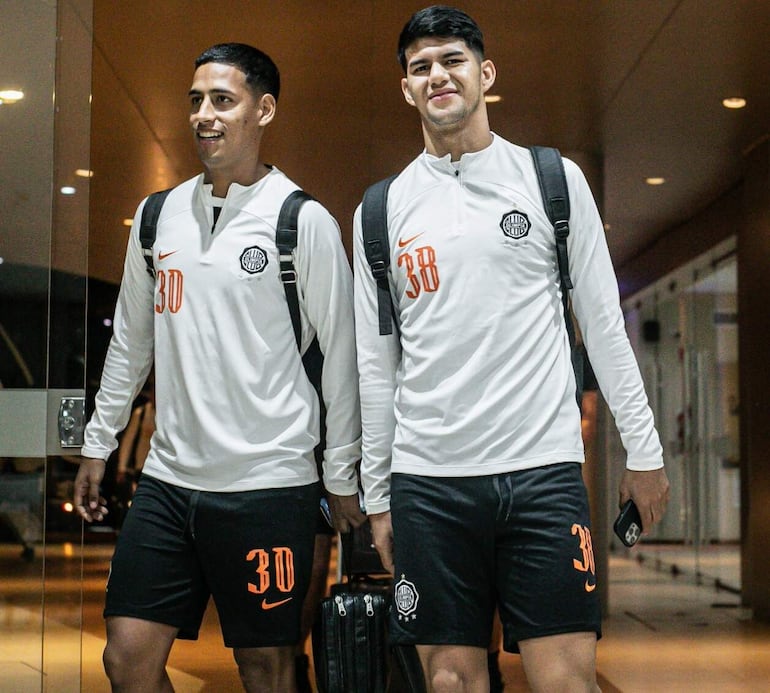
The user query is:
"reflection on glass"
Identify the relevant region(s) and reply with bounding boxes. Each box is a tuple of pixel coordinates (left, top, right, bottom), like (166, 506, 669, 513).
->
(0, 458, 45, 690)
(0, 0, 59, 690)
(1, 0, 94, 690)
(620, 241, 740, 593)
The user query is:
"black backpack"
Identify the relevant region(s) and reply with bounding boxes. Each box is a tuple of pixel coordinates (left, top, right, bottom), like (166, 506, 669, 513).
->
(361, 145, 586, 406)
(139, 188, 326, 460)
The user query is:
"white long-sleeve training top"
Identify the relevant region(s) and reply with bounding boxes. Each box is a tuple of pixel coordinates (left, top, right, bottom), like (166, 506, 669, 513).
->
(353, 134, 663, 514)
(83, 168, 361, 494)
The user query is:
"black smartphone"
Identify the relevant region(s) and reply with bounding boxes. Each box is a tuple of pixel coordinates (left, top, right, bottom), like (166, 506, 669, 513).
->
(319, 497, 333, 528)
(613, 499, 643, 547)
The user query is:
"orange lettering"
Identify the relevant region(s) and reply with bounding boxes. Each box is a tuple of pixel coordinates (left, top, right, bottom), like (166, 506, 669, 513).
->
(245, 547, 296, 595)
(416, 246, 440, 292)
(246, 548, 271, 594)
(167, 269, 184, 313)
(398, 245, 439, 299)
(273, 547, 295, 593)
(571, 524, 596, 574)
(155, 269, 166, 314)
(398, 252, 421, 298)
(154, 268, 184, 314)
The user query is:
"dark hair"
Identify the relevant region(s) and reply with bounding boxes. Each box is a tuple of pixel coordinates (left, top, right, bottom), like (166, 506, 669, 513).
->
(195, 43, 280, 101)
(397, 5, 485, 72)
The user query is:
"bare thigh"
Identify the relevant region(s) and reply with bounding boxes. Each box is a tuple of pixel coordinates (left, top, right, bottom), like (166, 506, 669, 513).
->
(234, 645, 296, 693)
(416, 644, 488, 693)
(103, 616, 178, 691)
(518, 631, 600, 693)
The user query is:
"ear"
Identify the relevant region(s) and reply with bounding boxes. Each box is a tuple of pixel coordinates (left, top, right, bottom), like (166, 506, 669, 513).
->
(401, 77, 416, 107)
(257, 93, 277, 126)
(480, 59, 497, 94)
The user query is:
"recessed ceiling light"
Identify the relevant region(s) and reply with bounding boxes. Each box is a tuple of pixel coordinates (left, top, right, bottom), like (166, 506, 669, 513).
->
(60, 186, 76, 195)
(484, 94, 502, 104)
(75, 169, 94, 178)
(645, 177, 666, 186)
(722, 97, 746, 109)
(0, 89, 24, 104)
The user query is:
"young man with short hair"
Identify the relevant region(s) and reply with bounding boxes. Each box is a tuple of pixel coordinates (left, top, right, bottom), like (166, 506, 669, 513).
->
(354, 7, 670, 692)
(76, 43, 364, 692)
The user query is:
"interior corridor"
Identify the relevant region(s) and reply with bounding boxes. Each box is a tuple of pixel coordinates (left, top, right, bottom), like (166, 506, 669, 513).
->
(1, 540, 768, 692)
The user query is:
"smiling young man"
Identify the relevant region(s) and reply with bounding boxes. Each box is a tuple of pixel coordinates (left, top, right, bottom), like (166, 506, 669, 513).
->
(353, 6, 670, 692)
(75, 43, 364, 692)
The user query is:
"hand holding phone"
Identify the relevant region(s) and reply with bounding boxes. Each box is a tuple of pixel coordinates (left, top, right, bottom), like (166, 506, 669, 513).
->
(613, 499, 643, 547)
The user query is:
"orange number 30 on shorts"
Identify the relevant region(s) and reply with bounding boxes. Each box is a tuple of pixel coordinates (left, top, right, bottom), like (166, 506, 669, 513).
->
(245, 547, 295, 594)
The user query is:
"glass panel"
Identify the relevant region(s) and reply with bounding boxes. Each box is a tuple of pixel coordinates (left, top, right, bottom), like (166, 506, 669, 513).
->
(46, 0, 94, 691)
(0, 1, 93, 691)
(681, 259, 740, 589)
(0, 1, 58, 690)
(619, 240, 740, 593)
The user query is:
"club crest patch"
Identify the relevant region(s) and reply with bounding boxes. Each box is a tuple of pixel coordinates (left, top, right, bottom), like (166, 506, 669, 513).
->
(500, 209, 530, 239)
(394, 576, 419, 620)
(240, 245, 268, 274)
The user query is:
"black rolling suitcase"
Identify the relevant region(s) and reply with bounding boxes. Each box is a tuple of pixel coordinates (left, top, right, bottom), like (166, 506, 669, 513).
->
(312, 520, 425, 693)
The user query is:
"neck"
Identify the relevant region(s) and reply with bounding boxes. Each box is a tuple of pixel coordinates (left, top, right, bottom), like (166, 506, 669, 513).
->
(421, 115, 493, 161)
(206, 161, 270, 197)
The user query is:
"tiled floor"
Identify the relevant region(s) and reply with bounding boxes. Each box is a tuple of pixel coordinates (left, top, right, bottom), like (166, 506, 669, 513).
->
(1, 540, 769, 692)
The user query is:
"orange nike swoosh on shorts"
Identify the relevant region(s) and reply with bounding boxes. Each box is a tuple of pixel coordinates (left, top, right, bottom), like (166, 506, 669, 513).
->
(158, 250, 179, 260)
(261, 597, 293, 610)
(584, 580, 597, 593)
(397, 233, 424, 248)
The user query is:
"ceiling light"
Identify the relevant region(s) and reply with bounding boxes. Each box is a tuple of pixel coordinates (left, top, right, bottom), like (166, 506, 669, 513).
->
(60, 186, 76, 195)
(722, 97, 746, 109)
(75, 169, 94, 178)
(123, 218, 133, 227)
(0, 89, 24, 104)
(645, 177, 666, 186)
(484, 94, 502, 104)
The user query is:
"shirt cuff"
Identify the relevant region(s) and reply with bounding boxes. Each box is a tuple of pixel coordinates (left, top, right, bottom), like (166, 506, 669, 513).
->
(625, 458, 665, 472)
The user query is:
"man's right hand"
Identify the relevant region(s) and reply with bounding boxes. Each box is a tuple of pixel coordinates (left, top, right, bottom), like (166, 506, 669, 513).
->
(368, 511, 394, 574)
(326, 492, 367, 534)
(74, 457, 109, 522)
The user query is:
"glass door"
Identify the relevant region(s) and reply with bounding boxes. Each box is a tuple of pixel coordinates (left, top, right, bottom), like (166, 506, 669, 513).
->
(680, 256, 740, 587)
(619, 240, 740, 592)
(0, 1, 93, 691)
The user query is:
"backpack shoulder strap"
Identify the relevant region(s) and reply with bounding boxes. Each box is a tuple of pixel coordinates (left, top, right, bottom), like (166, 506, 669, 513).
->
(139, 188, 173, 278)
(276, 190, 327, 465)
(529, 146, 572, 291)
(361, 174, 398, 336)
(529, 146, 583, 406)
(276, 189, 315, 350)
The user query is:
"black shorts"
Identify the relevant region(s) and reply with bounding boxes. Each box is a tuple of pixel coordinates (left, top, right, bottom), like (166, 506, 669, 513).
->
(104, 475, 319, 648)
(389, 463, 601, 652)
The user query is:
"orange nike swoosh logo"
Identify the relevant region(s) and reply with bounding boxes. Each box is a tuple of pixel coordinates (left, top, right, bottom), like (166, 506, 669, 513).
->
(397, 233, 424, 248)
(585, 580, 597, 593)
(261, 597, 293, 610)
(158, 250, 179, 260)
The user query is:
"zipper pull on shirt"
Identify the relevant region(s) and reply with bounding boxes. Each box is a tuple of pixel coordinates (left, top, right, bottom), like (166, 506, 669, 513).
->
(211, 194, 225, 233)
